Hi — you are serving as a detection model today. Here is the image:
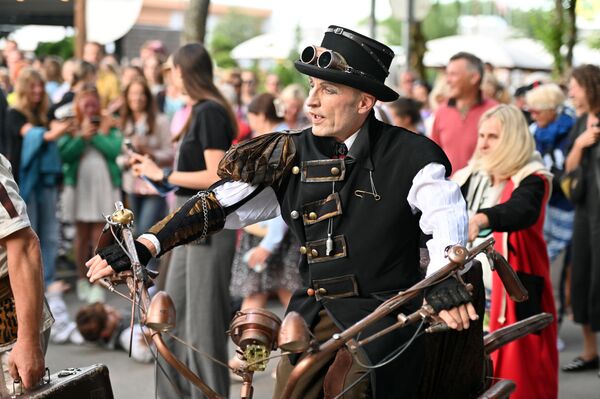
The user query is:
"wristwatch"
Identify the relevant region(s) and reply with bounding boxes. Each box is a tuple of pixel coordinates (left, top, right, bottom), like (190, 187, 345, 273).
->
(161, 168, 173, 185)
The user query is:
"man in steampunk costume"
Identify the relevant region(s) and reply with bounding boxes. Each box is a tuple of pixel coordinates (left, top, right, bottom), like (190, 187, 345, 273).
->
(87, 26, 482, 398)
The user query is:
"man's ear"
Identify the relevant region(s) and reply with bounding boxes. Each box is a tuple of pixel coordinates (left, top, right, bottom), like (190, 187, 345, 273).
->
(357, 92, 376, 115)
(469, 71, 481, 87)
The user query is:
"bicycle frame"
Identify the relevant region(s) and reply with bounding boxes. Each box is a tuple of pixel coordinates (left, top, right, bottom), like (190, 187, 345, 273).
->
(98, 202, 536, 399)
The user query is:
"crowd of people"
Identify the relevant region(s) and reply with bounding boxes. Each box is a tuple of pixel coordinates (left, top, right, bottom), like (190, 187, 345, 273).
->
(0, 26, 598, 398)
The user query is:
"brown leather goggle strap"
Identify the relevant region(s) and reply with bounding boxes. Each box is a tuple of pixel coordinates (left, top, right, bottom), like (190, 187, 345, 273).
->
(311, 274, 359, 300)
(301, 159, 345, 183)
(306, 235, 347, 264)
(302, 193, 342, 226)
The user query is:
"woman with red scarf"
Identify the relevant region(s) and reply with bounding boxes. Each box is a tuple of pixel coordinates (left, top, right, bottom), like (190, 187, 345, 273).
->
(453, 104, 558, 399)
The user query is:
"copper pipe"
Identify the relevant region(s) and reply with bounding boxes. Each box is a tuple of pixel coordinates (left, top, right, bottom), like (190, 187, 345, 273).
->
(152, 333, 224, 399)
(279, 240, 495, 398)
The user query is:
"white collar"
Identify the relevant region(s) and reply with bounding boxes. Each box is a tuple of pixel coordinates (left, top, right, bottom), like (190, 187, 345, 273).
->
(343, 130, 359, 151)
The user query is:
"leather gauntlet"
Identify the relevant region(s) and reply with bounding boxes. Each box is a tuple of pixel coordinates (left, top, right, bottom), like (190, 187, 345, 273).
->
(425, 277, 472, 313)
(96, 240, 153, 273)
(148, 191, 226, 255)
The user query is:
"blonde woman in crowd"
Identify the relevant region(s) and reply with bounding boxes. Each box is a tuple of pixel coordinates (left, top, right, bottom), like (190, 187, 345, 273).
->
(453, 104, 557, 399)
(482, 72, 511, 104)
(4, 67, 71, 285)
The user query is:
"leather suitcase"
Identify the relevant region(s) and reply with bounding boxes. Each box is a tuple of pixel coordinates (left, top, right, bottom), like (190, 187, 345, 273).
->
(7, 364, 114, 399)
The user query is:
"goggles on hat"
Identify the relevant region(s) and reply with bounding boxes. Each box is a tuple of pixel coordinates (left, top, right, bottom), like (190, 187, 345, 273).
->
(300, 45, 378, 81)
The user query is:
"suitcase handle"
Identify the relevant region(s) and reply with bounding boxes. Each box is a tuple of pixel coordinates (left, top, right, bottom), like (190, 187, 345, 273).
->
(11, 368, 50, 397)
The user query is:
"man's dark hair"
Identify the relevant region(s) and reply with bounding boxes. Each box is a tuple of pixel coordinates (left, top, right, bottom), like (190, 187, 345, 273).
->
(76, 302, 108, 342)
(571, 64, 600, 114)
(389, 97, 422, 125)
(449, 52, 484, 86)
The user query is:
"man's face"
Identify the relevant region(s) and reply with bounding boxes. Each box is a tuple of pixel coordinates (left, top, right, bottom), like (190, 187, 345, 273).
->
(83, 43, 102, 65)
(306, 77, 372, 140)
(446, 59, 478, 99)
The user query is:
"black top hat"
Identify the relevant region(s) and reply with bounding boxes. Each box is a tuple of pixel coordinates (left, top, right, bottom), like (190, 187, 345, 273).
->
(294, 25, 399, 102)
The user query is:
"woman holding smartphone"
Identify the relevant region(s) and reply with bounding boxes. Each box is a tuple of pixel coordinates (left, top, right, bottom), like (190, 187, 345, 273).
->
(119, 77, 173, 236)
(58, 84, 123, 303)
(129, 43, 238, 399)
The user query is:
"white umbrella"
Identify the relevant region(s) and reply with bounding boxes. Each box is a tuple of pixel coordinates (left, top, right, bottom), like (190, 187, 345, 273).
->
(424, 34, 553, 71)
(231, 33, 293, 61)
(571, 43, 600, 67)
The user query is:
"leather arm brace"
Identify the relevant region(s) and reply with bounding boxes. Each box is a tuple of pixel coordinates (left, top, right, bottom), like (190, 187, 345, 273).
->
(218, 131, 298, 189)
(95, 191, 225, 272)
(148, 191, 226, 256)
(424, 276, 472, 313)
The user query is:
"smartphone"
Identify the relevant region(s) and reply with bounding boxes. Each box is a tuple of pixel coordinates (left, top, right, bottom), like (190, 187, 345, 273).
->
(124, 139, 136, 153)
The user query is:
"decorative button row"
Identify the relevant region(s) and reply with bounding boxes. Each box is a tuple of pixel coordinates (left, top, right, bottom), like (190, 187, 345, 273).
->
(291, 210, 319, 220)
(306, 288, 327, 296)
(299, 246, 318, 257)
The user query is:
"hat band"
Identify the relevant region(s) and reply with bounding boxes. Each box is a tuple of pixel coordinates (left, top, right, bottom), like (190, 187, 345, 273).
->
(326, 27, 391, 77)
(300, 46, 380, 82)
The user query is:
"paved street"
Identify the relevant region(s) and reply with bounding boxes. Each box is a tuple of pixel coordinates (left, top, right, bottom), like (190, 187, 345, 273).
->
(43, 261, 599, 399)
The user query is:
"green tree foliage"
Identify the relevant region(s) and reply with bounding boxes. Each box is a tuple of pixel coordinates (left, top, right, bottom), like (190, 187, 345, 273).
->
(588, 33, 600, 49)
(208, 11, 263, 68)
(263, 25, 307, 91)
(510, 0, 577, 77)
(422, 1, 460, 40)
(35, 36, 74, 60)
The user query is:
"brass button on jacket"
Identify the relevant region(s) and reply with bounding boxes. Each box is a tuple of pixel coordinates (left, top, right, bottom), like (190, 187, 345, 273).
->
(331, 167, 340, 176)
(299, 246, 307, 255)
(310, 249, 319, 257)
(308, 212, 318, 220)
(292, 166, 300, 175)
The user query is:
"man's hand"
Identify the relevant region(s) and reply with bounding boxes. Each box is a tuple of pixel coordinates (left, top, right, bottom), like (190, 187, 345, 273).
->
(86, 240, 154, 283)
(86, 254, 116, 283)
(8, 338, 45, 389)
(438, 303, 478, 331)
(425, 277, 478, 331)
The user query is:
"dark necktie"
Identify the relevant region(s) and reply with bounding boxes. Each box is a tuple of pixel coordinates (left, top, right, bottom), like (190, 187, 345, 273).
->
(333, 142, 348, 159)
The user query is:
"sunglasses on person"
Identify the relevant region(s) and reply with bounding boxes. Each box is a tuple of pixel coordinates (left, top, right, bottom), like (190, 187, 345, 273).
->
(300, 45, 377, 81)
